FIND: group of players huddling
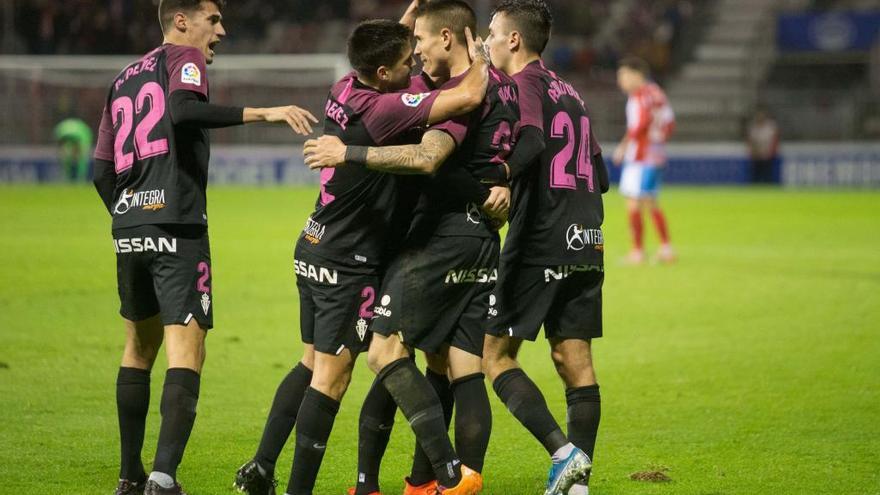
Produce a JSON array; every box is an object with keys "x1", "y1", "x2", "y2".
[{"x1": 93, "y1": 0, "x2": 673, "y2": 494}]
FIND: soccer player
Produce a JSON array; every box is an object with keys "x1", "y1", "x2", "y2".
[
  {"x1": 481, "y1": 1, "x2": 609, "y2": 494},
  {"x1": 92, "y1": 1, "x2": 318, "y2": 494},
  {"x1": 304, "y1": 2, "x2": 514, "y2": 494},
  {"x1": 613, "y1": 57, "x2": 676, "y2": 264},
  {"x1": 234, "y1": 16, "x2": 495, "y2": 495}
]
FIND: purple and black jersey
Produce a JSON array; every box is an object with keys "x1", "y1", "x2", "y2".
[
  {"x1": 408, "y1": 67, "x2": 519, "y2": 239},
  {"x1": 297, "y1": 73, "x2": 441, "y2": 272},
  {"x1": 505, "y1": 60, "x2": 605, "y2": 266},
  {"x1": 95, "y1": 44, "x2": 214, "y2": 229}
]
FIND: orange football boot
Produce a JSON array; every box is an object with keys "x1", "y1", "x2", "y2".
[
  {"x1": 436, "y1": 466, "x2": 482, "y2": 495},
  {"x1": 402, "y1": 478, "x2": 438, "y2": 495},
  {"x1": 347, "y1": 487, "x2": 382, "y2": 495}
]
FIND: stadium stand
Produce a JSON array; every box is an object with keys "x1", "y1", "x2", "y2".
[{"x1": 0, "y1": 0, "x2": 877, "y2": 145}]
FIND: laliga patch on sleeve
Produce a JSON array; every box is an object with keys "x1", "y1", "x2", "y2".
[
  {"x1": 181, "y1": 63, "x2": 202, "y2": 86},
  {"x1": 401, "y1": 92, "x2": 430, "y2": 108}
]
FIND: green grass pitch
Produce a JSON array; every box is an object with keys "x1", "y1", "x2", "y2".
[{"x1": 1, "y1": 186, "x2": 878, "y2": 494}]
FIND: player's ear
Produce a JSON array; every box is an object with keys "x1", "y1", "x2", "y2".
[
  {"x1": 440, "y1": 27, "x2": 453, "y2": 50},
  {"x1": 376, "y1": 65, "x2": 390, "y2": 83},
  {"x1": 173, "y1": 12, "x2": 188, "y2": 32},
  {"x1": 510, "y1": 31, "x2": 521, "y2": 52}
]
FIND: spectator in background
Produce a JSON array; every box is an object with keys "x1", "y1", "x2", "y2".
[
  {"x1": 54, "y1": 117, "x2": 93, "y2": 182},
  {"x1": 746, "y1": 108, "x2": 780, "y2": 184}
]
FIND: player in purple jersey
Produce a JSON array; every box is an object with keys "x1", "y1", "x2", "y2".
[
  {"x1": 92, "y1": 2, "x2": 318, "y2": 494},
  {"x1": 481, "y1": 1, "x2": 610, "y2": 494},
  {"x1": 305, "y1": 2, "x2": 514, "y2": 494},
  {"x1": 234, "y1": 15, "x2": 495, "y2": 495}
]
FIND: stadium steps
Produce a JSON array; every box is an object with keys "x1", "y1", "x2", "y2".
[{"x1": 665, "y1": 0, "x2": 783, "y2": 140}]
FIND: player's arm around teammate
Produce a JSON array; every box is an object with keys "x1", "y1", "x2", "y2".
[
  {"x1": 291, "y1": 24, "x2": 495, "y2": 404},
  {"x1": 304, "y1": 28, "x2": 510, "y2": 222},
  {"x1": 93, "y1": 2, "x2": 318, "y2": 494}
]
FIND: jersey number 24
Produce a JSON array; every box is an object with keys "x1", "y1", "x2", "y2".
[{"x1": 550, "y1": 112, "x2": 594, "y2": 192}]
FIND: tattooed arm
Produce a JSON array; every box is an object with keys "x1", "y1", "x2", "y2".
[
  {"x1": 304, "y1": 130, "x2": 456, "y2": 175},
  {"x1": 362, "y1": 130, "x2": 455, "y2": 174}
]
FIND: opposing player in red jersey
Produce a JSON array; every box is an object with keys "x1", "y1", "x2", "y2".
[{"x1": 613, "y1": 57, "x2": 676, "y2": 264}]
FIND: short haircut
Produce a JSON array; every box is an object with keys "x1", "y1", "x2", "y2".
[
  {"x1": 159, "y1": 0, "x2": 226, "y2": 33},
  {"x1": 416, "y1": 0, "x2": 477, "y2": 45},
  {"x1": 619, "y1": 56, "x2": 651, "y2": 76},
  {"x1": 492, "y1": 0, "x2": 553, "y2": 55},
  {"x1": 347, "y1": 20, "x2": 413, "y2": 76}
]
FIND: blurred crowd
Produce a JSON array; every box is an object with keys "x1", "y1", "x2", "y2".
[
  {"x1": 546, "y1": 0, "x2": 694, "y2": 78},
  {"x1": 5, "y1": 0, "x2": 695, "y2": 77}
]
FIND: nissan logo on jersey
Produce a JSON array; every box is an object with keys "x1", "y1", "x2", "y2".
[{"x1": 566, "y1": 224, "x2": 604, "y2": 251}]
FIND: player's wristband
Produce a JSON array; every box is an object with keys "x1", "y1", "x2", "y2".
[{"x1": 345, "y1": 146, "x2": 368, "y2": 166}]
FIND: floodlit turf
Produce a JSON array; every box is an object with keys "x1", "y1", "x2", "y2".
[{"x1": 1, "y1": 185, "x2": 878, "y2": 494}]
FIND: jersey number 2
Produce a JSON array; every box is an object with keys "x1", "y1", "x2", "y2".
[
  {"x1": 550, "y1": 113, "x2": 594, "y2": 192},
  {"x1": 111, "y1": 82, "x2": 169, "y2": 173}
]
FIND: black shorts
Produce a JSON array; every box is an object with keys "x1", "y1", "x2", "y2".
[
  {"x1": 295, "y1": 246, "x2": 379, "y2": 356},
  {"x1": 113, "y1": 224, "x2": 213, "y2": 329},
  {"x1": 487, "y1": 262, "x2": 603, "y2": 341},
  {"x1": 371, "y1": 235, "x2": 499, "y2": 357}
]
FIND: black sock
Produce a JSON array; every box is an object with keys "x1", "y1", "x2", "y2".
[
  {"x1": 409, "y1": 368, "x2": 454, "y2": 486},
  {"x1": 286, "y1": 387, "x2": 340, "y2": 495},
  {"x1": 355, "y1": 378, "x2": 398, "y2": 495},
  {"x1": 117, "y1": 367, "x2": 150, "y2": 481},
  {"x1": 254, "y1": 363, "x2": 313, "y2": 474},
  {"x1": 493, "y1": 368, "x2": 567, "y2": 455},
  {"x1": 452, "y1": 373, "x2": 491, "y2": 473},
  {"x1": 378, "y1": 358, "x2": 461, "y2": 487},
  {"x1": 153, "y1": 368, "x2": 200, "y2": 479},
  {"x1": 566, "y1": 385, "x2": 601, "y2": 460}
]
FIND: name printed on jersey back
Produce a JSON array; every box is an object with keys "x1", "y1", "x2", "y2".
[
  {"x1": 497, "y1": 84, "x2": 518, "y2": 106},
  {"x1": 114, "y1": 56, "x2": 158, "y2": 91},
  {"x1": 547, "y1": 79, "x2": 584, "y2": 107},
  {"x1": 325, "y1": 99, "x2": 350, "y2": 130}
]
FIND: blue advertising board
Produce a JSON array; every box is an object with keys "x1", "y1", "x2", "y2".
[
  {"x1": 2, "y1": 143, "x2": 879, "y2": 188},
  {"x1": 778, "y1": 11, "x2": 880, "y2": 53}
]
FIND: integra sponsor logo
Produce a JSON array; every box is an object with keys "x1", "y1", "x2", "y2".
[
  {"x1": 113, "y1": 189, "x2": 167, "y2": 215},
  {"x1": 294, "y1": 258, "x2": 338, "y2": 285},
  {"x1": 302, "y1": 217, "x2": 325, "y2": 245},
  {"x1": 445, "y1": 268, "x2": 498, "y2": 284},
  {"x1": 566, "y1": 224, "x2": 604, "y2": 252},
  {"x1": 466, "y1": 203, "x2": 483, "y2": 225},
  {"x1": 544, "y1": 264, "x2": 603, "y2": 282},
  {"x1": 114, "y1": 237, "x2": 177, "y2": 254}
]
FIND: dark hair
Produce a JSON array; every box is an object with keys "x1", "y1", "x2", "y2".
[
  {"x1": 416, "y1": 0, "x2": 477, "y2": 46},
  {"x1": 159, "y1": 0, "x2": 226, "y2": 33},
  {"x1": 492, "y1": 0, "x2": 553, "y2": 55},
  {"x1": 347, "y1": 20, "x2": 413, "y2": 76},
  {"x1": 619, "y1": 56, "x2": 650, "y2": 76}
]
